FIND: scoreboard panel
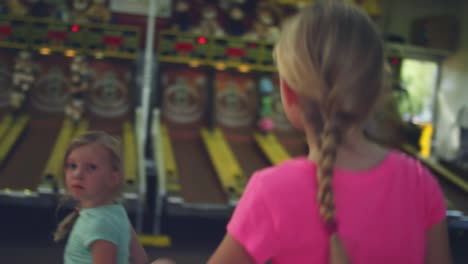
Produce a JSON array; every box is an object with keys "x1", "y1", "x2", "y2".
[
  {"x1": 0, "y1": 16, "x2": 30, "y2": 49},
  {"x1": 211, "y1": 38, "x2": 260, "y2": 66},
  {"x1": 159, "y1": 31, "x2": 211, "y2": 64},
  {"x1": 30, "y1": 20, "x2": 85, "y2": 52},
  {"x1": 259, "y1": 43, "x2": 275, "y2": 71},
  {"x1": 0, "y1": 15, "x2": 140, "y2": 60},
  {"x1": 86, "y1": 25, "x2": 140, "y2": 59},
  {"x1": 158, "y1": 30, "x2": 277, "y2": 72}
]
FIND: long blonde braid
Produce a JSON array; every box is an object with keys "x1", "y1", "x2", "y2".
[
  {"x1": 317, "y1": 118, "x2": 349, "y2": 264},
  {"x1": 53, "y1": 209, "x2": 79, "y2": 242},
  {"x1": 302, "y1": 97, "x2": 350, "y2": 263},
  {"x1": 317, "y1": 120, "x2": 340, "y2": 223}
]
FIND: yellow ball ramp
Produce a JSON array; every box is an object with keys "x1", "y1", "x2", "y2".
[
  {"x1": 0, "y1": 114, "x2": 30, "y2": 167},
  {"x1": 254, "y1": 132, "x2": 291, "y2": 165},
  {"x1": 201, "y1": 127, "x2": 246, "y2": 200},
  {"x1": 123, "y1": 121, "x2": 137, "y2": 185}
]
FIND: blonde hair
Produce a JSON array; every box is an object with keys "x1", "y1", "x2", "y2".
[
  {"x1": 54, "y1": 131, "x2": 123, "y2": 242},
  {"x1": 274, "y1": 0, "x2": 386, "y2": 263}
]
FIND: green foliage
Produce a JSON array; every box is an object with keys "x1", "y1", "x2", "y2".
[{"x1": 398, "y1": 59, "x2": 438, "y2": 122}]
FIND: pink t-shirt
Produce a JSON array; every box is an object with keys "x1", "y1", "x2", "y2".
[{"x1": 227, "y1": 151, "x2": 446, "y2": 264}]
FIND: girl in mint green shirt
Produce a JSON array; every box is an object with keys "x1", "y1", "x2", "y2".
[{"x1": 53, "y1": 131, "x2": 148, "y2": 264}]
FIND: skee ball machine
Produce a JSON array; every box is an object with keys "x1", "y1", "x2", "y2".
[
  {"x1": 0, "y1": 15, "x2": 72, "y2": 207},
  {"x1": 151, "y1": 30, "x2": 309, "y2": 242},
  {"x1": 37, "y1": 20, "x2": 146, "y2": 214},
  {"x1": 0, "y1": 13, "x2": 146, "y2": 220}
]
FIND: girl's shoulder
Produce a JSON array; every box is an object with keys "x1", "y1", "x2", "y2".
[
  {"x1": 384, "y1": 150, "x2": 432, "y2": 176},
  {"x1": 78, "y1": 204, "x2": 128, "y2": 225},
  {"x1": 76, "y1": 205, "x2": 130, "y2": 237},
  {"x1": 249, "y1": 157, "x2": 315, "y2": 191},
  {"x1": 375, "y1": 150, "x2": 441, "y2": 193},
  {"x1": 255, "y1": 156, "x2": 313, "y2": 177}
]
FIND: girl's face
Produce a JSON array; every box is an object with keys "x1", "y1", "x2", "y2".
[{"x1": 65, "y1": 143, "x2": 120, "y2": 208}]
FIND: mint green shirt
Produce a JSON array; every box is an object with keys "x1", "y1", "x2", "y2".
[{"x1": 64, "y1": 204, "x2": 131, "y2": 264}]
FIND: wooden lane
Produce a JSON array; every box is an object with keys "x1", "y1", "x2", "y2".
[
  {"x1": 0, "y1": 113, "x2": 62, "y2": 191},
  {"x1": 169, "y1": 128, "x2": 226, "y2": 205}
]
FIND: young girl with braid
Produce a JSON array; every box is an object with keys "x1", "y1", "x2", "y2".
[
  {"x1": 54, "y1": 131, "x2": 148, "y2": 264},
  {"x1": 208, "y1": 1, "x2": 452, "y2": 263}
]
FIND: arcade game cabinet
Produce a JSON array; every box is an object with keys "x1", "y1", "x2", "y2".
[{"x1": 0, "y1": 3, "x2": 144, "y2": 215}]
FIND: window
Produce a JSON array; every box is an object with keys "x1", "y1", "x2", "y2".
[{"x1": 398, "y1": 59, "x2": 438, "y2": 124}]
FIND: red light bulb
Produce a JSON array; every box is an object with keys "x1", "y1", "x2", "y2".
[
  {"x1": 197, "y1": 37, "x2": 207, "y2": 45},
  {"x1": 71, "y1": 25, "x2": 80, "y2": 32}
]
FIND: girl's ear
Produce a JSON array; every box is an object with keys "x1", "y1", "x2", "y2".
[
  {"x1": 280, "y1": 79, "x2": 298, "y2": 106},
  {"x1": 280, "y1": 79, "x2": 304, "y2": 130}
]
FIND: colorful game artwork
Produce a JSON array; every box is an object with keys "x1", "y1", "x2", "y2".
[
  {"x1": 214, "y1": 72, "x2": 257, "y2": 129},
  {"x1": 87, "y1": 60, "x2": 130, "y2": 118},
  {"x1": 29, "y1": 55, "x2": 68, "y2": 113},
  {"x1": 10, "y1": 50, "x2": 37, "y2": 112},
  {"x1": 64, "y1": 55, "x2": 92, "y2": 123},
  {"x1": 161, "y1": 68, "x2": 207, "y2": 125},
  {"x1": 269, "y1": 76, "x2": 294, "y2": 132}
]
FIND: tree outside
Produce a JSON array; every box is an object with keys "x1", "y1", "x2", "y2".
[{"x1": 399, "y1": 59, "x2": 438, "y2": 124}]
